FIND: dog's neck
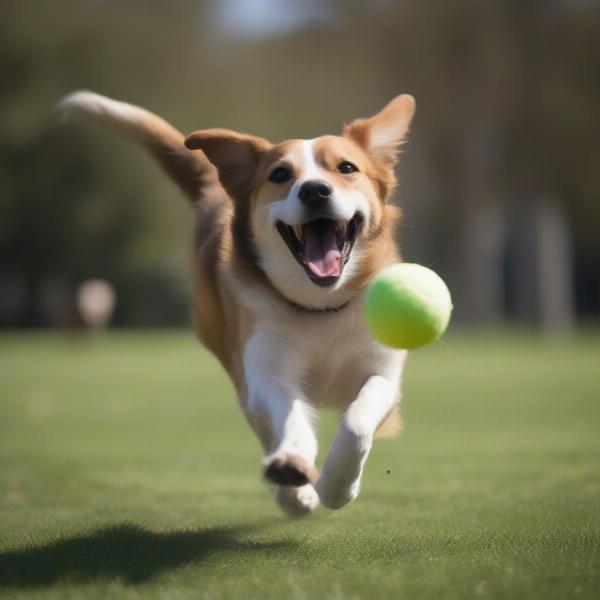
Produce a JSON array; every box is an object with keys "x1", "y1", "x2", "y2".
[{"x1": 285, "y1": 298, "x2": 352, "y2": 314}]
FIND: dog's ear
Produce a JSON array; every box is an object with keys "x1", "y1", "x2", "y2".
[
  {"x1": 185, "y1": 128, "x2": 272, "y2": 200},
  {"x1": 343, "y1": 94, "x2": 415, "y2": 167}
]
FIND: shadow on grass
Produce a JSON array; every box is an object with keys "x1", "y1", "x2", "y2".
[{"x1": 0, "y1": 522, "x2": 294, "y2": 588}]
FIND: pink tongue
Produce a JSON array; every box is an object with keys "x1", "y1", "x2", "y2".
[{"x1": 304, "y1": 226, "x2": 341, "y2": 278}]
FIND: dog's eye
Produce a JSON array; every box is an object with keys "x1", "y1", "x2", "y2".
[
  {"x1": 269, "y1": 167, "x2": 292, "y2": 184},
  {"x1": 338, "y1": 161, "x2": 359, "y2": 175}
]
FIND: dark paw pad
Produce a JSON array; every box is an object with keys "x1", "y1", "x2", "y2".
[{"x1": 263, "y1": 454, "x2": 319, "y2": 487}]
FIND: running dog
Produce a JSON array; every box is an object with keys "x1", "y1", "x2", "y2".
[{"x1": 61, "y1": 91, "x2": 415, "y2": 515}]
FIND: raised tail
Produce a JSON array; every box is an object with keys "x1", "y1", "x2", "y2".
[{"x1": 59, "y1": 91, "x2": 219, "y2": 202}]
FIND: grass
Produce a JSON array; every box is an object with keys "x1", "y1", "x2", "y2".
[{"x1": 0, "y1": 330, "x2": 599, "y2": 599}]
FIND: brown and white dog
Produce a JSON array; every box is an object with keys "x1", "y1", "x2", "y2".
[{"x1": 61, "y1": 91, "x2": 415, "y2": 515}]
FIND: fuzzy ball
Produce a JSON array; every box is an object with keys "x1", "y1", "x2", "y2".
[{"x1": 364, "y1": 263, "x2": 453, "y2": 349}]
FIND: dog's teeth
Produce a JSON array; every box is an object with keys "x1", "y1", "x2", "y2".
[{"x1": 294, "y1": 225, "x2": 303, "y2": 242}]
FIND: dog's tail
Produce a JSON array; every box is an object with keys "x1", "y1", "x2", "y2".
[{"x1": 59, "y1": 91, "x2": 220, "y2": 203}]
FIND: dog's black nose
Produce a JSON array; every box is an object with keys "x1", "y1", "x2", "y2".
[{"x1": 298, "y1": 180, "x2": 333, "y2": 208}]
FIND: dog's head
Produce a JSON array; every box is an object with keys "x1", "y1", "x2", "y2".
[{"x1": 185, "y1": 94, "x2": 415, "y2": 309}]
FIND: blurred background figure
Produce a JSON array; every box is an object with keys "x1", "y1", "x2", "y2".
[
  {"x1": 0, "y1": 0, "x2": 598, "y2": 332},
  {"x1": 76, "y1": 279, "x2": 116, "y2": 329}
]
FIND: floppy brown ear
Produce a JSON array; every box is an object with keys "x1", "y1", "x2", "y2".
[
  {"x1": 185, "y1": 128, "x2": 272, "y2": 199},
  {"x1": 343, "y1": 94, "x2": 415, "y2": 167}
]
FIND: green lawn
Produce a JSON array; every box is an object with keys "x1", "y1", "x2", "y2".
[{"x1": 1, "y1": 331, "x2": 599, "y2": 599}]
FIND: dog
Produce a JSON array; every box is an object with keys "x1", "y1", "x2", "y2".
[{"x1": 61, "y1": 91, "x2": 415, "y2": 515}]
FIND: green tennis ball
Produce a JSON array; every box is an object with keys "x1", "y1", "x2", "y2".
[{"x1": 364, "y1": 263, "x2": 453, "y2": 349}]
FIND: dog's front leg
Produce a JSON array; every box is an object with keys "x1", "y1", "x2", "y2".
[
  {"x1": 244, "y1": 328, "x2": 319, "y2": 489},
  {"x1": 316, "y1": 373, "x2": 400, "y2": 509}
]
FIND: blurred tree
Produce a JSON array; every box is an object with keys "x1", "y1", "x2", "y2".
[
  {"x1": 1, "y1": 0, "x2": 599, "y2": 328},
  {"x1": 0, "y1": 1, "x2": 197, "y2": 326}
]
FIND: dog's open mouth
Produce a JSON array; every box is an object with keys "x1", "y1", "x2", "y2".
[{"x1": 276, "y1": 213, "x2": 364, "y2": 286}]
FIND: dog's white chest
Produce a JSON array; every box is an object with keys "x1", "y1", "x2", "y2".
[{"x1": 247, "y1": 299, "x2": 403, "y2": 409}]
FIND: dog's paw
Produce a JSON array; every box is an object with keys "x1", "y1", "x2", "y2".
[
  {"x1": 315, "y1": 476, "x2": 360, "y2": 510},
  {"x1": 263, "y1": 451, "x2": 319, "y2": 487},
  {"x1": 276, "y1": 484, "x2": 319, "y2": 517}
]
